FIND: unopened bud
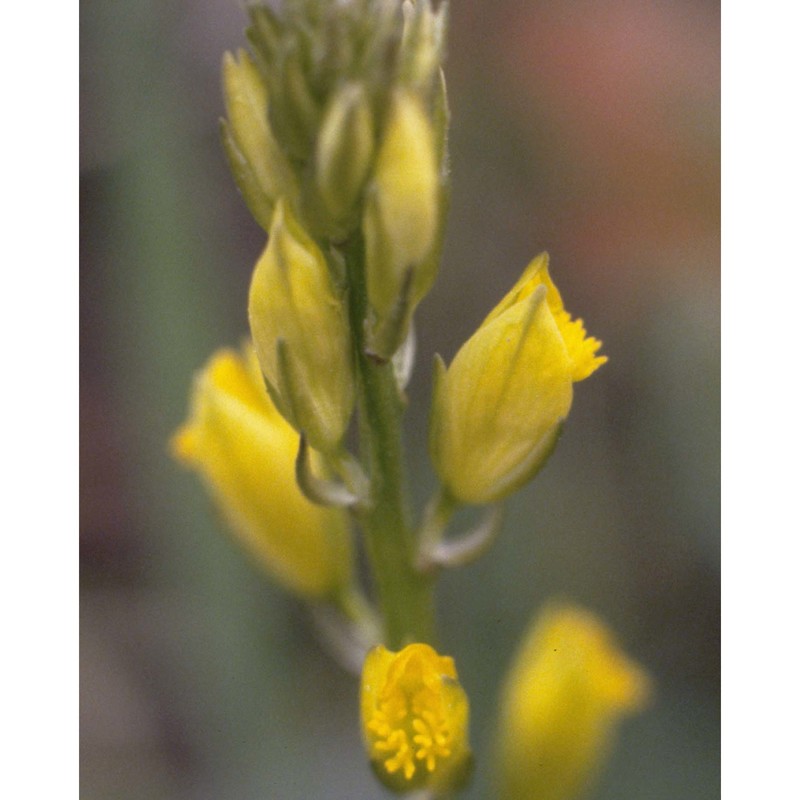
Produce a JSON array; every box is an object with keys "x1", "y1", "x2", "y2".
[
  {"x1": 315, "y1": 83, "x2": 375, "y2": 227},
  {"x1": 364, "y1": 89, "x2": 441, "y2": 357},
  {"x1": 248, "y1": 199, "x2": 355, "y2": 452},
  {"x1": 400, "y1": 0, "x2": 448, "y2": 91},
  {"x1": 269, "y1": 47, "x2": 322, "y2": 162},
  {"x1": 221, "y1": 49, "x2": 296, "y2": 230}
]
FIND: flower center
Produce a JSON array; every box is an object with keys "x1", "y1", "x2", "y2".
[{"x1": 367, "y1": 684, "x2": 452, "y2": 781}]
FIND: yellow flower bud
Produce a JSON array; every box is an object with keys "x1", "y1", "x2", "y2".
[
  {"x1": 248, "y1": 198, "x2": 355, "y2": 453},
  {"x1": 361, "y1": 643, "x2": 472, "y2": 794},
  {"x1": 171, "y1": 344, "x2": 353, "y2": 599},
  {"x1": 315, "y1": 82, "x2": 375, "y2": 227},
  {"x1": 429, "y1": 253, "x2": 607, "y2": 504},
  {"x1": 496, "y1": 603, "x2": 651, "y2": 800},
  {"x1": 221, "y1": 49, "x2": 297, "y2": 230},
  {"x1": 364, "y1": 89, "x2": 440, "y2": 356}
]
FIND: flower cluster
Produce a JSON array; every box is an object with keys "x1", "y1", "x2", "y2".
[
  {"x1": 223, "y1": 0, "x2": 448, "y2": 361},
  {"x1": 172, "y1": 1, "x2": 647, "y2": 796}
]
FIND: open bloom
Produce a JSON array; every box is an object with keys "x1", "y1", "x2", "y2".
[
  {"x1": 496, "y1": 603, "x2": 651, "y2": 800},
  {"x1": 361, "y1": 643, "x2": 471, "y2": 793},
  {"x1": 429, "y1": 252, "x2": 607, "y2": 504},
  {"x1": 171, "y1": 343, "x2": 352, "y2": 599}
]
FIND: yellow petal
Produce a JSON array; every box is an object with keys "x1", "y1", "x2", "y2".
[
  {"x1": 483, "y1": 253, "x2": 607, "y2": 381},
  {"x1": 171, "y1": 343, "x2": 353, "y2": 598}
]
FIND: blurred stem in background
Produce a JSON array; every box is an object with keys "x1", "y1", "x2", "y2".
[
  {"x1": 84, "y1": 1, "x2": 237, "y2": 579},
  {"x1": 82, "y1": 2, "x2": 286, "y2": 782}
]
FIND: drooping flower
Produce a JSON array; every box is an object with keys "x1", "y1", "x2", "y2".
[
  {"x1": 429, "y1": 252, "x2": 606, "y2": 504},
  {"x1": 171, "y1": 343, "x2": 353, "y2": 599},
  {"x1": 361, "y1": 643, "x2": 472, "y2": 793},
  {"x1": 495, "y1": 602, "x2": 651, "y2": 800}
]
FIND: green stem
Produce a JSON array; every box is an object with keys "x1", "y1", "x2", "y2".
[{"x1": 343, "y1": 232, "x2": 435, "y2": 648}]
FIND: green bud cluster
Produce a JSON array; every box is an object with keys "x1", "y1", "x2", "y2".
[
  {"x1": 224, "y1": 0, "x2": 450, "y2": 457},
  {"x1": 226, "y1": 0, "x2": 448, "y2": 246}
]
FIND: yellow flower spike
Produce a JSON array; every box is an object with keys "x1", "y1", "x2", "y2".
[
  {"x1": 248, "y1": 198, "x2": 356, "y2": 453},
  {"x1": 221, "y1": 49, "x2": 297, "y2": 230},
  {"x1": 495, "y1": 603, "x2": 651, "y2": 800},
  {"x1": 429, "y1": 253, "x2": 606, "y2": 505},
  {"x1": 171, "y1": 343, "x2": 353, "y2": 599},
  {"x1": 361, "y1": 643, "x2": 472, "y2": 794}
]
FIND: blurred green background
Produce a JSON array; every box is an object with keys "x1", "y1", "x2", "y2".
[{"x1": 80, "y1": 1, "x2": 719, "y2": 797}]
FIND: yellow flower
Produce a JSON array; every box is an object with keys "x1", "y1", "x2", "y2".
[
  {"x1": 248, "y1": 198, "x2": 355, "y2": 453},
  {"x1": 495, "y1": 603, "x2": 651, "y2": 800},
  {"x1": 429, "y1": 252, "x2": 607, "y2": 504},
  {"x1": 171, "y1": 343, "x2": 353, "y2": 599},
  {"x1": 361, "y1": 643, "x2": 472, "y2": 794}
]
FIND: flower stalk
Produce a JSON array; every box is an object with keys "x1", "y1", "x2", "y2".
[{"x1": 344, "y1": 230, "x2": 435, "y2": 648}]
